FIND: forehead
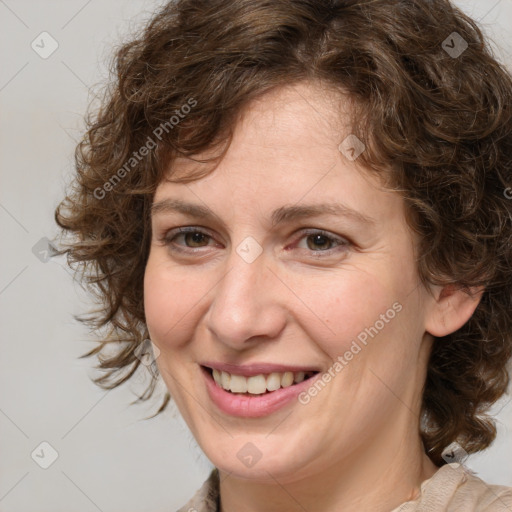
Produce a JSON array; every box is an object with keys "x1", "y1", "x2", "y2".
[
  {"x1": 153, "y1": 81, "x2": 403, "y2": 229},
  {"x1": 163, "y1": 81, "x2": 353, "y2": 174},
  {"x1": 240, "y1": 81, "x2": 358, "y2": 164}
]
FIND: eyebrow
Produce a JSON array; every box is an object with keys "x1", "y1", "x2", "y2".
[{"x1": 150, "y1": 198, "x2": 375, "y2": 227}]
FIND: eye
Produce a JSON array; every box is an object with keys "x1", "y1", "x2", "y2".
[
  {"x1": 162, "y1": 227, "x2": 215, "y2": 251},
  {"x1": 293, "y1": 229, "x2": 349, "y2": 254},
  {"x1": 160, "y1": 226, "x2": 350, "y2": 257}
]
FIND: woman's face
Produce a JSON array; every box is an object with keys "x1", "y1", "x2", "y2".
[{"x1": 144, "y1": 81, "x2": 436, "y2": 483}]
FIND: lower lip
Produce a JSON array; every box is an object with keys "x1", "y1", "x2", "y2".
[{"x1": 201, "y1": 366, "x2": 321, "y2": 418}]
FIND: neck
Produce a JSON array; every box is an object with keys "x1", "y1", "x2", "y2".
[{"x1": 218, "y1": 416, "x2": 439, "y2": 512}]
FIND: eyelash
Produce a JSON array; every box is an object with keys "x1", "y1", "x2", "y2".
[{"x1": 160, "y1": 226, "x2": 350, "y2": 256}]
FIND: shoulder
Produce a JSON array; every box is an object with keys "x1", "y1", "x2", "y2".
[
  {"x1": 458, "y1": 467, "x2": 512, "y2": 512},
  {"x1": 394, "y1": 463, "x2": 512, "y2": 512},
  {"x1": 176, "y1": 468, "x2": 219, "y2": 512}
]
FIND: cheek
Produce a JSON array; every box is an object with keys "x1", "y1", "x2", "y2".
[
  {"x1": 143, "y1": 259, "x2": 202, "y2": 348},
  {"x1": 289, "y1": 267, "x2": 397, "y2": 359}
]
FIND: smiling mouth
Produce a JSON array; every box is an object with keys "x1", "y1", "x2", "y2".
[{"x1": 202, "y1": 366, "x2": 320, "y2": 395}]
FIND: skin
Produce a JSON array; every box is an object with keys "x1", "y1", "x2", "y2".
[{"x1": 144, "y1": 81, "x2": 482, "y2": 512}]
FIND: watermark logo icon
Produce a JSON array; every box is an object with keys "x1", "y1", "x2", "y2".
[
  {"x1": 339, "y1": 135, "x2": 365, "y2": 161},
  {"x1": 441, "y1": 441, "x2": 469, "y2": 465},
  {"x1": 31, "y1": 32, "x2": 59, "y2": 59},
  {"x1": 236, "y1": 236, "x2": 263, "y2": 264},
  {"x1": 236, "y1": 442, "x2": 263, "y2": 468},
  {"x1": 442, "y1": 32, "x2": 468, "y2": 58},
  {"x1": 134, "y1": 339, "x2": 160, "y2": 367},
  {"x1": 31, "y1": 441, "x2": 59, "y2": 469},
  {"x1": 134, "y1": 339, "x2": 161, "y2": 379},
  {"x1": 32, "y1": 237, "x2": 58, "y2": 263}
]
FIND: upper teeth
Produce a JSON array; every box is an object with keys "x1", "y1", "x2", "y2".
[{"x1": 211, "y1": 369, "x2": 312, "y2": 394}]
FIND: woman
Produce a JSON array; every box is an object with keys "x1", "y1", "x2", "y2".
[{"x1": 55, "y1": 0, "x2": 512, "y2": 510}]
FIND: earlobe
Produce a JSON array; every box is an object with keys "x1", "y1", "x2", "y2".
[{"x1": 425, "y1": 284, "x2": 484, "y2": 338}]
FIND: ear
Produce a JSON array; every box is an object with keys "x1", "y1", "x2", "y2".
[{"x1": 425, "y1": 284, "x2": 484, "y2": 337}]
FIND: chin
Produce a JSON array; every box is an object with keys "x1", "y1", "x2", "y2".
[{"x1": 198, "y1": 433, "x2": 321, "y2": 484}]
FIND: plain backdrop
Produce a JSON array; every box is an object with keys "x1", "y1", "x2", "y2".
[{"x1": 1, "y1": 1, "x2": 511, "y2": 511}]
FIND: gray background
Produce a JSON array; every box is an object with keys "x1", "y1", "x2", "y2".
[{"x1": 0, "y1": 1, "x2": 511, "y2": 510}]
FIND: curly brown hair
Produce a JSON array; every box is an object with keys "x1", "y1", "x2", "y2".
[{"x1": 55, "y1": 0, "x2": 512, "y2": 466}]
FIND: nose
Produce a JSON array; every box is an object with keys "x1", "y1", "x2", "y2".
[{"x1": 204, "y1": 243, "x2": 287, "y2": 350}]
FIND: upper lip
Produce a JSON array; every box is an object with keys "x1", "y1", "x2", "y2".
[{"x1": 200, "y1": 362, "x2": 321, "y2": 377}]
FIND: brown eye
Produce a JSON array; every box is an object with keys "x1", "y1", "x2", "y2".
[
  {"x1": 306, "y1": 233, "x2": 334, "y2": 251},
  {"x1": 181, "y1": 231, "x2": 210, "y2": 247},
  {"x1": 163, "y1": 228, "x2": 214, "y2": 250},
  {"x1": 295, "y1": 229, "x2": 349, "y2": 254}
]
